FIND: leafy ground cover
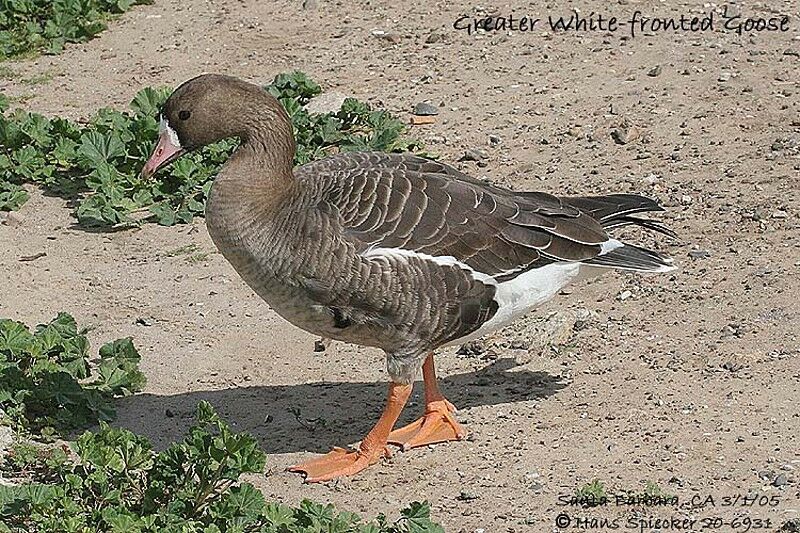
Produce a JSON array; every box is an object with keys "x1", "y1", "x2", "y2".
[
  {"x1": 0, "y1": 314, "x2": 442, "y2": 532},
  {"x1": 0, "y1": 312, "x2": 146, "y2": 436},
  {"x1": 0, "y1": 402, "x2": 441, "y2": 533},
  {"x1": 0, "y1": 0, "x2": 152, "y2": 60},
  {"x1": 0, "y1": 72, "x2": 422, "y2": 227}
]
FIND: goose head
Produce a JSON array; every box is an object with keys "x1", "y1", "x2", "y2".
[{"x1": 142, "y1": 74, "x2": 294, "y2": 178}]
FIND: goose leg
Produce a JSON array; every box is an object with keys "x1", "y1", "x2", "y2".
[
  {"x1": 287, "y1": 382, "x2": 412, "y2": 483},
  {"x1": 388, "y1": 353, "x2": 467, "y2": 450}
]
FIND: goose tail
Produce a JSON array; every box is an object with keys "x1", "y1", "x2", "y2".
[{"x1": 567, "y1": 194, "x2": 676, "y2": 273}]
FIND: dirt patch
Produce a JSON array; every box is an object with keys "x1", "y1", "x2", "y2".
[{"x1": 1, "y1": 0, "x2": 798, "y2": 530}]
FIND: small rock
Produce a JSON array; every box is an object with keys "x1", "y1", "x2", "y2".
[
  {"x1": 457, "y1": 490, "x2": 479, "y2": 501},
  {"x1": 2, "y1": 211, "x2": 23, "y2": 227},
  {"x1": 0, "y1": 425, "x2": 13, "y2": 455},
  {"x1": 647, "y1": 65, "x2": 662, "y2": 77},
  {"x1": 718, "y1": 72, "x2": 732, "y2": 82},
  {"x1": 721, "y1": 360, "x2": 742, "y2": 372},
  {"x1": 302, "y1": 0, "x2": 317, "y2": 9},
  {"x1": 304, "y1": 92, "x2": 349, "y2": 115},
  {"x1": 314, "y1": 339, "x2": 327, "y2": 352},
  {"x1": 611, "y1": 122, "x2": 639, "y2": 145},
  {"x1": 618, "y1": 290, "x2": 633, "y2": 301},
  {"x1": 373, "y1": 31, "x2": 401, "y2": 44},
  {"x1": 773, "y1": 473, "x2": 788, "y2": 487},
  {"x1": 688, "y1": 250, "x2": 711, "y2": 259},
  {"x1": 410, "y1": 115, "x2": 436, "y2": 125},
  {"x1": 458, "y1": 339, "x2": 487, "y2": 356},
  {"x1": 165, "y1": 408, "x2": 176, "y2": 418},
  {"x1": 771, "y1": 138, "x2": 797, "y2": 151},
  {"x1": 758, "y1": 470, "x2": 773, "y2": 481},
  {"x1": 781, "y1": 518, "x2": 800, "y2": 532},
  {"x1": 461, "y1": 149, "x2": 488, "y2": 162},
  {"x1": 772, "y1": 210, "x2": 788, "y2": 219},
  {"x1": 425, "y1": 33, "x2": 442, "y2": 44},
  {"x1": 136, "y1": 317, "x2": 153, "y2": 326},
  {"x1": 510, "y1": 339, "x2": 529, "y2": 350},
  {"x1": 489, "y1": 134, "x2": 502, "y2": 145},
  {"x1": 680, "y1": 195, "x2": 693, "y2": 205},
  {"x1": 413, "y1": 102, "x2": 439, "y2": 116},
  {"x1": 516, "y1": 311, "x2": 577, "y2": 363},
  {"x1": 574, "y1": 308, "x2": 593, "y2": 330}
]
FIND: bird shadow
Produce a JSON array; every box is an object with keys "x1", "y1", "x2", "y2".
[{"x1": 114, "y1": 358, "x2": 567, "y2": 454}]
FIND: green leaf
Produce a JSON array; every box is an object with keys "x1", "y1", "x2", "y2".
[
  {"x1": 130, "y1": 86, "x2": 171, "y2": 118},
  {"x1": 0, "y1": 319, "x2": 34, "y2": 359},
  {"x1": 78, "y1": 131, "x2": 126, "y2": 167}
]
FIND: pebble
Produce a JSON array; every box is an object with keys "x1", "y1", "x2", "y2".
[
  {"x1": 425, "y1": 33, "x2": 442, "y2": 44},
  {"x1": 2, "y1": 211, "x2": 23, "y2": 227},
  {"x1": 302, "y1": 0, "x2": 318, "y2": 9},
  {"x1": 772, "y1": 473, "x2": 788, "y2": 487},
  {"x1": 374, "y1": 31, "x2": 401, "y2": 44},
  {"x1": 647, "y1": 65, "x2": 662, "y2": 77},
  {"x1": 304, "y1": 91, "x2": 349, "y2": 115},
  {"x1": 413, "y1": 102, "x2": 439, "y2": 116},
  {"x1": 457, "y1": 339, "x2": 487, "y2": 356},
  {"x1": 165, "y1": 408, "x2": 175, "y2": 418},
  {"x1": 457, "y1": 490, "x2": 480, "y2": 501},
  {"x1": 781, "y1": 519, "x2": 800, "y2": 532},
  {"x1": 718, "y1": 72, "x2": 732, "y2": 82},
  {"x1": 0, "y1": 425, "x2": 12, "y2": 456},
  {"x1": 489, "y1": 134, "x2": 502, "y2": 145},
  {"x1": 410, "y1": 115, "x2": 436, "y2": 125},
  {"x1": 688, "y1": 250, "x2": 711, "y2": 259},
  {"x1": 461, "y1": 148, "x2": 488, "y2": 162},
  {"x1": 611, "y1": 123, "x2": 639, "y2": 145},
  {"x1": 618, "y1": 290, "x2": 633, "y2": 301}
]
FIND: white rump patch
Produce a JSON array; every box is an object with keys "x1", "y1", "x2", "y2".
[{"x1": 159, "y1": 116, "x2": 182, "y2": 148}]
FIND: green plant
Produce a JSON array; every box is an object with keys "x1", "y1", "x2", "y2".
[
  {"x1": 0, "y1": 402, "x2": 442, "y2": 533},
  {"x1": 0, "y1": 0, "x2": 152, "y2": 60},
  {"x1": 574, "y1": 479, "x2": 607, "y2": 507},
  {"x1": 0, "y1": 71, "x2": 423, "y2": 228},
  {"x1": 0, "y1": 312, "x2": 146, "y2": 435}
]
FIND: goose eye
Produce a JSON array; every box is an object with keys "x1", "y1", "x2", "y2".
[{"x1": 178, "y1": 110, "x2": 191, "y2": 121}]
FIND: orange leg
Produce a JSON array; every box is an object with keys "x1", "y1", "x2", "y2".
[
  {"x1": 287, "y1": 382, "x2": 412, "y2": 483},
  {"x1": 388, "y1": 353, "x2": 466, "y2": 450}
]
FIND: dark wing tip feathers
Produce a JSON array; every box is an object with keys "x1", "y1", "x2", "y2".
[{"x1": 585, "y1": 243, "x2": 675, "y2": 273}]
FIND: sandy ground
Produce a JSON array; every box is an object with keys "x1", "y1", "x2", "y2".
[{"x1": 1, "y1": 0, "x2": 799, "y2": 530}]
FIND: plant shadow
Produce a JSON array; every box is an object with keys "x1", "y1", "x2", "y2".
[{"x1": 114, "y1": 358, "x2": 567, "y2": 454}]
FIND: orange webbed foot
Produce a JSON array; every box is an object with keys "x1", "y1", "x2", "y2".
[
  {"x1": 287, "y1": 445, "x2": 390, "y2": 483},
  {"x1": 388, "y1": 399, "x2": 467, "y2": 451}
]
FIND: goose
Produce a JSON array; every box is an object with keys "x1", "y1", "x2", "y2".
[{"x1": 142, "y1": 74, "x2": 675, "y2": 483}]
